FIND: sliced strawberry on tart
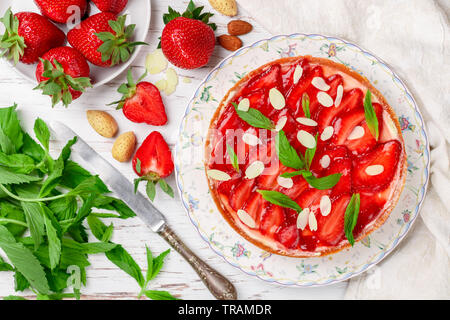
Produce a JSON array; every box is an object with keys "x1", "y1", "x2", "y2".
[{"x1": 205, "y1": 56, "x2": 406, "y2": 257}]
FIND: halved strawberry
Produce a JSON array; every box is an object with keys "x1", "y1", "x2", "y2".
[
  {"x1": 310, "y1": 145, "x2": 349, "y2": 175},
  {"x1": 317, "y1": 194, "x2": 351, "y2": 245},
  {"x1": 241, "y1": 64, "x2": 283, "y2": 96},
  {"x1": 276, "y1": 224, "x2": 299, "y2": 249},
  {"x1": 132, "y1": 131, "x2": 174, "y2": 200},
  {"x1": 111, "y1": 70, "x2": 168, "y2": 125},
  {"x1": 260, "y1": 204, "x2": 285, "y2": 236},
  {"x1": 242, "y1": 192, "x2": 263, "y2": 227},
  {"x1": 295, "y1": 188, "x2": 329, "y2": 213},
  {"x1": 281, "y1": 58, "x2": 308, "y2": 92},
  {"x1": 323, "y1": 157, "x2": 352, "y2": 197},
  {"x1": 286, "y1": 66, "x2": 322, "y2": 117},
  {"x1": 230, "y1": 179, "x2": 255, "y2": 210},
  {"x1": 316, "y1": 88, "x2": 363, "y2": 131},
  {"x1": 352, "y1": 140, "x2": 402, "y2": 191}
]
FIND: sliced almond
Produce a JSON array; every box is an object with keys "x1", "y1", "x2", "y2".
[
  {"x1": 297, "y1": 208, "x2": 309, "y2": 230},
  {"x1": 237, "y1": 98, "x2": 250, "y2": 111},
  {"x1": 237, "y1": 209, "x2": 256, "y2": 229},
  {"x1": 321, "y1": 126, "x2": 334, "y2": 141},
  {"x1": 320, "y1": 195, "x2": 331, "y2": 216},
  {"x1": 155, "y1": 79, "x2": 167, "y2": 91},
  {"x1": 365, "y1": 164, "x2": 384, "y2": 176},
  {"x1": 308, "y1": 211, "x2": 318, "y2": 231},
  {"x1": 335, "y1": 85, "x2": 343, "y2": 107},
  {"x1": 207, "y1": 169, "x2": 232, "y2": 181},
  {"x1": 296, "y1": 117, "x2": 318, "y2": 126},
  {"x1": 269, "y1": 88, "x2": 285, "y2": 110},
  {"x1": 347, "y1": 125, "x2": 365, "y2": 140},
  {"x1": 311, "y1": 77, "x2": 330, "y2": 91},
  {"x1": 145, "y1": 49, "x2": 168, "y2": 75},
  {"x1": 164, "y1": 68, "x2": 179, "y2": 95},
  {"x1": 317, "y1": 91, "x2": 334, "y2": 107},
  {"x1": 245, "y1": 161, "x2": 265, "y2": 179},
  {"x1": 320, "y1": 155, "x2": 331, "y2": 169},
  {"x1": 275, "y1": 116, "x2": 287, "y2": 131},
  {"x1": 293, "y1": 65, "x2": 303, "y2": 84},
  {"x1": 242, "y1": 132, "x2": 261, "y2": 146},
  {"x1": 277, "y1": 176, "x2": 293, "y2": 189},
  {"x1": 297, "y1": 130, "x2": 316, "y2": 149}
]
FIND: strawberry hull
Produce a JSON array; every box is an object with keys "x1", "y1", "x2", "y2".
[{"x1": 205, "y1": 56, "x2": 407, "y2": 257}]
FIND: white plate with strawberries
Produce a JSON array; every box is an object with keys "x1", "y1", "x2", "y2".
[
  {"x1": 175, "y1": 34, "x2": 430, "y2": 286},
  {"x1": 0, "y1": 0, "x2": 150, "y2": 89}
]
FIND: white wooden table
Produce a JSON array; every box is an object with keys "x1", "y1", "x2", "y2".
[{"x1": 0, "y1": 0, "x2": 347, "y2": 299}]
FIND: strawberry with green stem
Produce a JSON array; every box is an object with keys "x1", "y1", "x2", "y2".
[
  {"x1": 0, "y1": 8, "x2": 65, "y2": 65},
  {"x1": 110, "y1": 69, "x2": 168, "y2": 125},
  {"x1": 67, "y1": 12, "x2": 147, "y2": 67},
  {"x1": 133, "y1": 131, "x2": 174, "y2": 201},
  {"x1": 160, "y1": 0, "x2": 216, "y2": 69},
  {"x1": 35, "y1": 46, "x2": 92, "y2": 107}
]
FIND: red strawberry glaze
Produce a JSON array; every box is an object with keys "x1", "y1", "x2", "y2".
[{"x1": 206, "y1": 56, "x2": 407, "y2": 257}]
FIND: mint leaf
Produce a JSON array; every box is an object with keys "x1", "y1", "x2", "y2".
[
  {"x1": 0, "y1": 255, "x2": 13, "y2": 271},
  {"x1": 148, "y1": 249, "x2": 170, "y2": 282},
  {"x1": 0, "y1": 225, "x2": 50, "y2": 294},
  {"x1": 14, "y1": 271, "x2": 30, "y2": 292},
  {"x1": 363, "y1": 90, "x2": 379, "y2": 141},
  {"x1": 144, "y1": 290, "x2": 179, "y2": 300},
  {"x1": 233, "y1": 102, "x2": 274, "y2": 129},
  {"x1": 20, "y1": 201, "x2": 45, "y2": 250},
  {"x1": 280, "y1": 170, "x2": 308, "y2": 178},
  {"x1": 226, "y1": 143, "x2": 239, "y2": 173},
  {"x1": 275, "y1": 130, "x2": 305, "y2": 170},
  {"x1": 344, "y1": 193, "x2": 360, "y2": 246},
  {"x1": 33, "y1": 118, "x2": 50, "y2": 151},
  {"x1": 0, "y1": 151, "x2": 35, "y2": 174},
  {"x1": 105, "y1": 245, "x2": 145, "y2": 288},
  {"x1": 43, "y1": 213, "x2": 61, "y2": 270},
  {"x1": 302, "y1": 173, "x2": 342, "y2": 190},
  {"x1": 145, "y1": 245, "x2": 153, "y2": 282},
  {"x1": 0, "y1": 166, "x2": 41, "y2": 185},
  {"x1": 0, "y1": 105, "x2": 24, "y2": 153},
  {"x1": 257, "y1": 189, "x2": 302, "y2": 213}
]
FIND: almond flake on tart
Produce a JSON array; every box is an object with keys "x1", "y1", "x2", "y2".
[{"x1": 205, "y1": 56, "x2": 406, "y2": 257}]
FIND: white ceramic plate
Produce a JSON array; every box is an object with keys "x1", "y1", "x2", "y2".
[
  {"x1": 0, "y1": 0, "x2": 150, "y2": 87},
  {"x1": 175, "y1": 34, "x2": 430, "y2": 287}
]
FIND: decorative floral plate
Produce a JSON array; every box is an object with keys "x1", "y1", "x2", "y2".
[{"x1": 175, "y1": 34, "x2": 430, "y2": 287}]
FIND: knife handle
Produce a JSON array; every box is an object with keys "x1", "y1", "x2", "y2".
[{"x1": 158, "y1": 224, "x2": 237, "y2": 300}]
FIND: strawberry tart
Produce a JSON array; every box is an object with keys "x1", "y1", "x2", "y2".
[{"x1": 205, "y1": 56, "x2": 407, "y2": 257}]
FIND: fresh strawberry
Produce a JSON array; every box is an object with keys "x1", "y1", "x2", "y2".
[
  {"x1": 35, "y1": 46, "x2": 91, "y2": 107},
  {"x1": 111, "y1": 70, "x2": 168, "y2": 125},
  {"x1": 317, "y1": 194, "x2": 351, "y2": 245},
  {"x1": 324, "y1": 157, "x2": 352, "y2": 197},
  {"x1": 242, "y1": 193, "x2": 263, "y2": 226},
  {"x1": 0, "y1": 9, "x2": 65, "y2": 65},
  {"x1": 260, "y1": 204, "x2": 285, "y2": 236},
  {"x1": 92, "y1": 0, "x2": 128, "y2": 15},
  {"x1": 68, "y1": 13, "x2": 147, "y2": 67},
  {"x1": 352, "y1": 140, "x2": 402, "y2": 192},
  {"x1": 132, "y1": 131, "x2": 174, "y2": 200},
  {"x1": 160, "y1": 1, "x2": 216, "y2": 69},
  {"x1": 353, "y1": 188, "x2": 391, "y2": 235},
  {"x1": 35, "y1": 0, "x2": 87, "y2": 24}
]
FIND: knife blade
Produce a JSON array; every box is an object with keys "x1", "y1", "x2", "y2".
[{"x1": 50, "y1": 121, "x2": 237, "y2": 300}]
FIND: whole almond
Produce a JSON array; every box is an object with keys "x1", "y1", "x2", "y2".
[
  {"x1": 228, "y1": 20, "x2": 253, "y2": 36},
  {"x1": 218, "y1": 35, "x2": 242, "y2": 51},
  {"x1": 86, "y1": 110, "x2": 118, "y2": 138},
  {"x1": 208, "y1": 0, "x2": 237, "y2": 16},
  {"x1": 112, "y1": 132, "x2": 136, "y2": 162}
]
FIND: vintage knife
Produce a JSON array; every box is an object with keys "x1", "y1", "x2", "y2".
[{"x1": 51, "y1": 121, "x2": 237, "y2": 300}]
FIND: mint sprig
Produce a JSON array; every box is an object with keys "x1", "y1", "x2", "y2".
[
  {"x1": 233, "y1": 102, "x2": 274, "y2": 130},
  {"x1": 344, "y1": 193, "x2": 360, "y2": 246},
  {"x1": 275, "y1": 130, "x2": 304, "y2": 170},
  {"x1": 257, "y1": 190, "x2": 303, "y2": 213},
  {"x1": 363, "y1": 90, "x2": 379, "y2": 141}
]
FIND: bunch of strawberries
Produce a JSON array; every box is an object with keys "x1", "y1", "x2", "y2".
[{"x1": 0, "y1": 0, "x2": 145, "y2": 107}]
